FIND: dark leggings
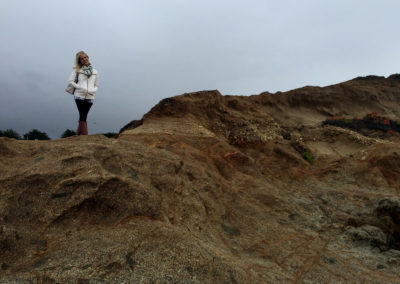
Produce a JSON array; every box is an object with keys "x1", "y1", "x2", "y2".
[{"x1": 75, "y1": 99, "x2": 93, "y2": 122}]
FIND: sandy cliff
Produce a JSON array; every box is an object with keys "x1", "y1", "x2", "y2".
[{"x1": 1, "y1": 75, "x2": 400, "y2": 283}]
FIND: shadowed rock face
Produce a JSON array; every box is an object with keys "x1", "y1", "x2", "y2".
[{"x1": 1, "y1": 75, "x2": 400, "y2": 283}]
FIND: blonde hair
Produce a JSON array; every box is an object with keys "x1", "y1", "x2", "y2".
[{"x1": 75, "y1": 51, "x2": 89, "y2": 72}]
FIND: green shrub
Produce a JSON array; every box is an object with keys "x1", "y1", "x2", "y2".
[
  {"x1": 23, "y1": 129, "x2": 50, "y2": 140},
  {"x1": 323, "y1": 112, "x2": 400, "y2": 134},
  {"x1": 103, "y1": 132, "x2": 118, "y2": 138},
  {"x1": 290, "y1": 141, "x2": 314, "y2": 164},
  {"x1": 61, "y1": 129, "x2": 76, "y2": 138},
  {"x1": 302, "y1": 151, "x2": 314, "y2": 164},
  {"x1": 0, "y1": 129, "x2": 21, "y2": 139}
]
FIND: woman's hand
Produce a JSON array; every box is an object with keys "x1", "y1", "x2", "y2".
[{"x1": 88, "y1": 86, "x2": 98, "y2": 94}]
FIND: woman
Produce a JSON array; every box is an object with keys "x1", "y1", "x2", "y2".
[{"x1": 67, "y1": 51, "x2": 99, "y2": 135}]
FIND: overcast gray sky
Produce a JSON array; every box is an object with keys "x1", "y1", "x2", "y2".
[{"x1": 1, "y1": 0, "x2": 400, "y2": 138}]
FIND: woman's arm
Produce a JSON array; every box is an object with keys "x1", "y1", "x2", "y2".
[
  {"x1": 94, "y1": 73, "x2": 99, "y2": 92},
  {"x1": 89, "y1": 73, "x2": 99, "y2": 94},
  {"x1": 68, "y1": 70, "x2": 80, "y2": 89}
]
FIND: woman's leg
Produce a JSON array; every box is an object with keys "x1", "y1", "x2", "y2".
[
  {"x1": 75, "y1": 122, "x2": 81, "y2": 136},
  {"x1": 75, "y1": 100, "x2": 83, "y2": 135},
  {"x1": 76, "y1": 121, "x2": 85, "y2": 135},
  {"x1": 75, "y1": 99, "x2": 93, "y2": 135}
]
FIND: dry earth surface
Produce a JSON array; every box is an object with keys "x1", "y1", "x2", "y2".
[{"x1": 1, "y1": 75, "x2": 400, "y2": 283}]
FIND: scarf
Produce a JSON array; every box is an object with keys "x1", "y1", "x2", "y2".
[{"x1": 81, "y1": 65, "x2": 93, "y2": 77}]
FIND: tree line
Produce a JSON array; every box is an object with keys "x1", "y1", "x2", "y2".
[{"x1": 0, "y1": 129, "x2": 118, "y2": 140}]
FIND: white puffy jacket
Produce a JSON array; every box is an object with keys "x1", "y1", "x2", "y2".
[{"x1": 68, "y1": 68, "x2": 99, "y2": 100}]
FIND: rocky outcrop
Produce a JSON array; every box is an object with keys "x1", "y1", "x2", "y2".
[{"x1": 1, "y1": 75, "x2": 400, "y2": 283}]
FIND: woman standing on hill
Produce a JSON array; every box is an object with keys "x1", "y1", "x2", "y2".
[{"x1": 67, "y1": 51, "x2": 99, "y2": 135}]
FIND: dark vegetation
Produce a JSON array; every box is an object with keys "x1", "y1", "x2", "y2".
[
  {"x1": 0, "y1": 129, "x2": 50, "y2": 140},
  {"x1": 323, "y1": 112, "x2": 400, "y2": 134},
  {"x1": 290, "y1": 141, "x2": 314, "y2": 164},
  {"x1": 23, "y1": 129, "x2": 51, "y2": 140},
  {"x1": 0, "y1": 128, "x2": 119, "y2": 140},
  {"x1": 103, "y1": 132, "x2": 118, "y2": 138},
  {"x1": 281, "y1": 130, "x2": 314, "y2": 164},
  {"x1": 61, "y1": 129, "x2": 76, "y2": 138},
  {"x1": 0, "y1": 129, "x2": 21, "y2": 140}
]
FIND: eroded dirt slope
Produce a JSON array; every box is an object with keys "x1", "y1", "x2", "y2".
[{"x1": 1, "y1": 75, "x2": 400, "y2": 283}]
